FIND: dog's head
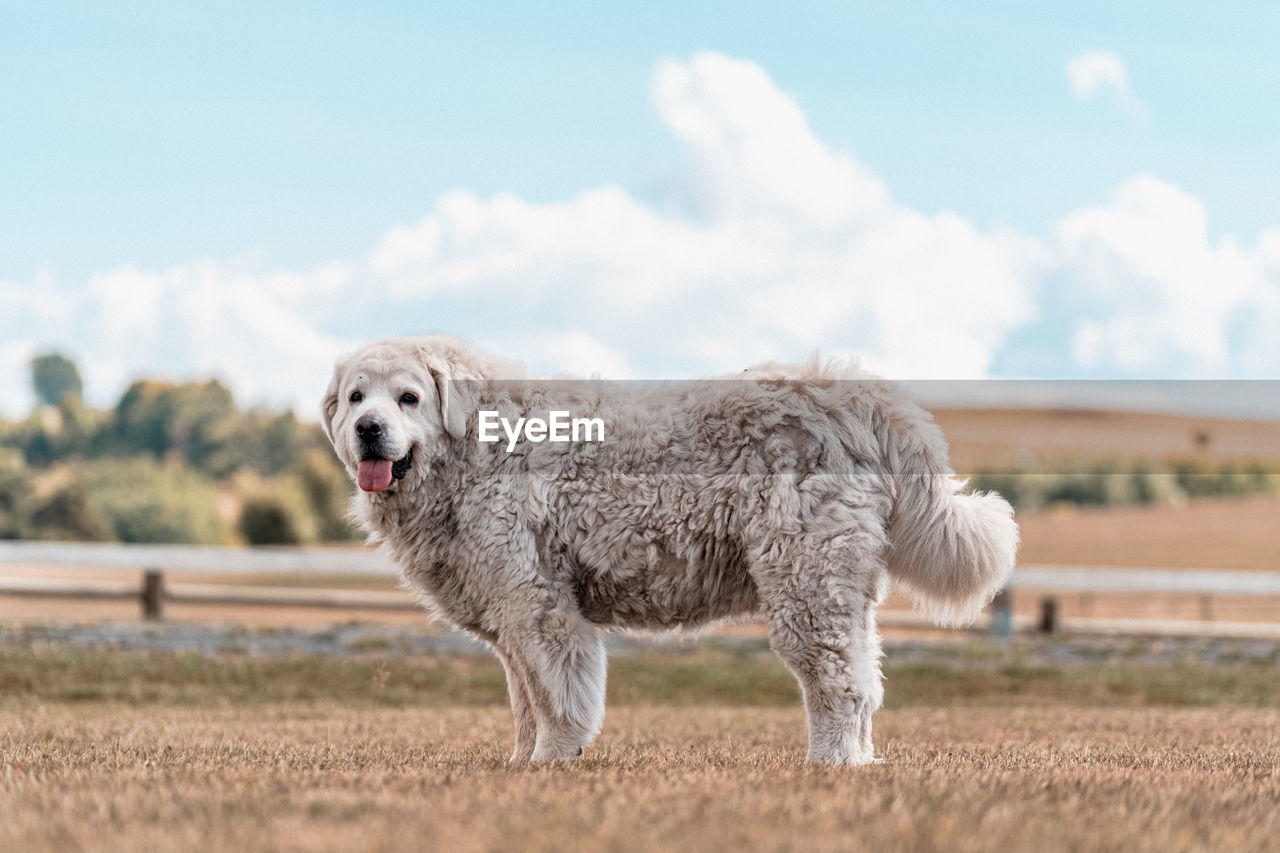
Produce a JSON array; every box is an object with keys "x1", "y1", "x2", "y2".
[{"x1": 321, "y1": 336, "x2": 517, "y2": 493}]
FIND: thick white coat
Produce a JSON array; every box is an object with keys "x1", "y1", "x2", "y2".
[{"x1": 322, "y1": 337, "x2": 1019, "y2": 765}]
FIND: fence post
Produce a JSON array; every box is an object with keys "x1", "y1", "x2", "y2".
[
  {"x1": 142, "y1": 569, "x2": 165, "y2": 621},
  {"x1": 990, "y1": 587, "x2": 1012, "y2": 640},
  {"x1": 1038, "y1": 596, "x2": 1059, "y2": 634}
]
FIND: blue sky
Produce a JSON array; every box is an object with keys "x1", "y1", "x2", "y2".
[{"x1": 3, "y1": 2, "x2": 1280, "y2": 415}]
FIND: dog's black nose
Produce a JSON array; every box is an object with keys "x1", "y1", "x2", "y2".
[{"x1": 355, "y1": 415, "x2": 383, "y2": 440}]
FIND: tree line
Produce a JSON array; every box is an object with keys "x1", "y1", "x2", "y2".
[
  {"x1": 5, "y1": 354, "x2": 1275, "y2": 543},
  {"x1": 0, "y1": 354, "x2": 356, "y2": 545}
]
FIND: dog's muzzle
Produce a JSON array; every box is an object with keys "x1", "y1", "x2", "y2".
[
  {"x1": 353, "y1": 415, "x2": 413, "y2": 493},
  {"x1": 357, "y1": 447, "x2": 413, "y2": 493}
]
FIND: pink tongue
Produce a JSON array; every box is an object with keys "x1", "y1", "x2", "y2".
[{"x1": 357, "y1": 459, "x2": 394, "y2": 492}]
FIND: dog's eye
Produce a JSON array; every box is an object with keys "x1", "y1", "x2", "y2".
[
  {"x1": 349, "y1": 391, "x2": 363, "y2": 404},
  {"x1": 400, "y1": 392, "x2": 419, "y2": 406}
]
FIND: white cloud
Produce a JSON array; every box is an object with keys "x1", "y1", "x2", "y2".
[
  {"x1": 4, "y1": 51, "x2": 1280, "y2": 421},
  {"x1": 0, "y1": 269, "x2": 79, "y2": 414},
  {"x1": 1054, "y1": 175, "x2": 1272, "y2": 375},
  {"x1": 1239, "y1": 231, "x2": 1280, "y2": 372},
  {"x1": 369, "y1": 51, "x2": 1038, "y2": 382},
  {"x1": 650, "y1": 52, "x2": 891, "y2": 228},
  {"x1": 0, "y1": 262, "x2": 357, "y2": 418},
  {"x1": 478, "y1": 329, "x2": 636, "y2": 379},
  {"x1": 1066, "y1": 49, "x2": 1148, "y2": 121}
]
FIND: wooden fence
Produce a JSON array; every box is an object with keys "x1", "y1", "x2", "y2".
[{"x1": 1, "y1": 541, "x2": 1278, "y2": 638}]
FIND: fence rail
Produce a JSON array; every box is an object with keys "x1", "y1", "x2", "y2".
[
  {"x1": 0, "y1": 541, "x2": 397, "y2": 575},
  {"x1": 1010, "y1": 566, "x2": 1280, "y2": 596},
  {"x1": 2, "y1": 541, "x2": 1278, "y2": 637}
]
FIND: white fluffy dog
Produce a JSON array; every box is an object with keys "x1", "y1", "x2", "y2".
[{"x1": 322, "y1": 336, "x2": 1018, "y2": 765}]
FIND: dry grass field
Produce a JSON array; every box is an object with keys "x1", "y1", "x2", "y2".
[
  {"x1": 4, "y1": 704, "x2": 1279, "y2": 853},
  {"x1": 3, "y1": 408, "x2": 1278, "y2": 850},
  {"x1": 2, "y1": 645, "x2": 1280, "y2": 852},
  {"x1": 1015, "y1": 493, "x2": 1280, "y2": 570}
]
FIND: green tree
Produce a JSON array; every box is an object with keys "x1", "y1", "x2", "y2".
[
  {"x1": 30, "y1": 483, "x2": 112, "y2": 541},
  {"x1": 113, "y1": 380, "x2": 176, "y2": 457},
  {"x1": 77, "y1": 457, "x2": 225, "y2": 544},
  {"x1": 263, "y1": 411, "x2": 303, "y2": 474},
  {"x1": 296, "y1": 449, "x2": 359, "y2": 540},
  {"x1": 235, "y1": 472, "x2": 320, "y2": 545},
  {"x1": 112, "y1": 379, "x2": 237, "y2": 470},
  {"x1": 0, "y1": 448, "x2": 34, "y2": 538},
  {"x1": 31, "y1": 353, "x2": 83, "y2": 407}
]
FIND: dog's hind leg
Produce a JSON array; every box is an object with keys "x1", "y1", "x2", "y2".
[
  {"x1": 496, "y1": 649, "x2": 539, "y2": 764},
  {"x1": 755, "y1": 544, "x2": 885, "y2": 766},
  {"x1": 504, "y1": 605, "x2": 607, "y2": 763}
]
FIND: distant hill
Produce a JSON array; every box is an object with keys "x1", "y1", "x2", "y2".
[{"x1": 934, "y1": 407, "x2": 1280, "y2": 472}]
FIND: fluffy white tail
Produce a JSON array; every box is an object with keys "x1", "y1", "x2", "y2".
[{"x1": 884, "y1": 421, "x2": 1019, "y2": 627}]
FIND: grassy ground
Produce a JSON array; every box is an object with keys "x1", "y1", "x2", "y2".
[
  {"x1": 3, "y1": 706, "x2": 1278, "y2": 852},
  {"x1": 4, "y1": 643, "x2": 1280, "y2": 710},
  {"x1": 2, "y1": 643, "x2": 1280, "y2": 851}
]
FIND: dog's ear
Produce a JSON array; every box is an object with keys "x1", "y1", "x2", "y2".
[
  {"x1": 320, "y1": 359, "x2": 345, "y2": 447},
  {"x1": 422, "y1": 352, "x2": 476, "y2": 441}
]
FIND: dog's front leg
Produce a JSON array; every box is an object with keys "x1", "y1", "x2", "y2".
[
  {"x1": 755, "y1": 545, "x2": 886, "y2": 767},
  {"x1": 496, "y1": 649, "x2": 539, "y2": 764},
  {"x1": 503, "y1": 606, "x2": 606, "y2": 763}
]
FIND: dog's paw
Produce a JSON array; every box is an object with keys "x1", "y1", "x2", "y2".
[{"x1": 529, "y1": 745, "x2": 585, "y2": 764}]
